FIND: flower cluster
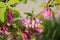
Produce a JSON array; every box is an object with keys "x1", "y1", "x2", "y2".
[
  {"x1": 7, "y1": 9, "x2": 14, "y2": 26},
  {"x1": 21, "y1": 17, "x2": 43, "y2": 40},
  {"x1": 21, "y1": 17, "x2": 42, "y2": 28},
  {"x1": 0, "y1": 23, "x2": 8, "y2": 35},
  {"x1": 42, "y1": 7, "x2": 52, "y2": 18}
]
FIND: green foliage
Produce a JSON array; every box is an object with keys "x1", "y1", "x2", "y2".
[
  {"x1": 13, "y1": 10, "x2": 21, "y2": 18},
  {"x1": 32, "y1": 0, "x2": 37, "y2": 2},
  {"x1": 24, "y1": 12, "x2": 32, "y2": 16},
  {"x1": 0, "y1": 2, "x2": 6, "y2": 22},
  {"x1": 17, "y1": 34, "x2": 23, "y2": 40},
  {"x1": 39, "y1": 2, "x2": 47, "y2": 7},
  {"x1": 13, "y1": 20, "x2": 21, "y2": 27},
  {"x1": 20, "y1": 0, "x2": 27, "y2": 4},
  {"x1": 0, "y1": 0, "x2": 20, "y2": 22},
  {"x1": 56, "y1": 5, "x2": 60, "y2": 9},
  {"x1": 6, "y1": 0, "x2": 20, "y2": 6},
  {"x1": 0, "y1": 35, "x2": 7, "y2": 40}
]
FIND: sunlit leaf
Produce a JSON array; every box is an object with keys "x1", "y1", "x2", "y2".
[
  {"x1": 0, "y1": 2, "x2": 5, "y2": 7},
  {"x1": 56, "y1": 5, "x2": 60, "y2": 10},
  {"x1": 0, "y1": 2, "x2": 6, "y2": 22},
  {"x1": 39, "y1": 3, "x2": 47, "y2": 7},
  {"x1": 21, "y1": 0, "x2": 27, "y2": 4},
  {"x1": 39, "y1": 24, "x2": 44, "y2": 29},
  {"x1": 6, "y1": 0, "x2": 20, "y2": 6}
]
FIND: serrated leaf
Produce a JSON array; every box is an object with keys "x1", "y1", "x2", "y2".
[{"x1": 39, "y1": 3, "x2": 47, "y2": 7}]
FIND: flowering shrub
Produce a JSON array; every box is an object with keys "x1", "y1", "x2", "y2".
[{"x1": 0, "y1": 0, "x2": 60, "y2": 40}]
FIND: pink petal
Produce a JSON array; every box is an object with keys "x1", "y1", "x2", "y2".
[
  {"x1": 31, "y1": 19, "x2": 35, "y2": 28},
  {"x1": 7, "y1": 10, "x2": 14, "y2": 26},
  {"x1": 22, "y1": 32, "x2": 27, "y2": 40},
  {"x1": 42, "y1": 8, "x2": 52, "y2": 18},
  {"x1": 56, "y1": 10, "x2": 60, "y2": 14},
  {"x1": 36, "y1": 18, "x2": 42, "y2": 24},
  {"x1": 35, "y1": 27, "x2": 43, "y2": 33}
]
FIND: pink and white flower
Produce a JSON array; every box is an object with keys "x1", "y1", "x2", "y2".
[
  {"x1": 42, "y1": 8, "x2": 52, "y2": 18},
  {"x1": 21, "y1": 17, "x2": 42, "y2": 28},
  {"x1": 0, "y1": 24, "x2": 8, "y2": 35},
  {"x1": 35, "y1": 27, "x2": 43, "y2": 33},
  {"x1": 22, "y1": 32, "x2": 28, "y2": 40}
]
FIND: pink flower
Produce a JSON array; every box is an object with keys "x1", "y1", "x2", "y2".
[
  {"x1": 21, "y1": 17, "x2": 43, "y2": 28},
  {"x1": 7, "y1": 9, "x2": 14, "y2": 26},
  {"x1": 35, "y1": 18, "x2": 42, "y2": 24},
  {"x1": 31, "y1": 19, "x2": 35, "y2": 28},
  {"x1": 42, "y1": 8, "x2": 52, "y2": 18},
  {"x1": 22, "y1": 32, "x2": 27, "y2": 40},
  {"x1": 56, "y1": 10, "x2": 60, "y2": 14},
  {"x1": 35, "y1": 27, "x2": 43, "y2": 33},
  {"x1": 21, "y1": 18, "x2": 30, "y2": 27},
  {"x1": 0, "y1": 24, "x2": 8, "y2": 35}
]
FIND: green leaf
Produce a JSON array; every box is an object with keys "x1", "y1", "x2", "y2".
[
  {"x1": 39, "y1": 3, "x2": 47, "y2": 7},
  {"x1": 13, "y1": 20, "x2": 21, "y2": 26},
  {"x1": 13, "y1": 10, "x2": 21, "y2": 18},
  {"x1": 21, "y1": 0, "x2": 27, "y2": 4},
  {"x1": 17, "y1": 34, "x2": 22, "y2": 40},
  {"x1": 0, "y1": 2, "x2": 5, "y2": 7},
  {"x1": 52, "y1": 1, "x2": 58, "y2": 4},
  {"x1": 0, "y1": 2, "x2": 6, "y2": 22},
  {"x1": 32, "y1": 0, "x2": 37, "y2": 2},
  {"x1": 48, "y1": 0, "x2": 58, "y2": 6},
  {"x1": 48, "y1": 1, "x2": 53, "y2": 6},
  {"x1": 6, "y1": 0, "x2": 20, "y2": 6},
  {"x1": 56, "y1": 5, "x2": 60, "y2": 10},
  {"x1": 32, "y1": 34, "x2": 36, "y2": 40},
  {"x1": 24, "y1": 12, "x2": 32, "y2": 16},
  {"x1": 39, "y1": 24, "x2": 44, "y2": 29}
]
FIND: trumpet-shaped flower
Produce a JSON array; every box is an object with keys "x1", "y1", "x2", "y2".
[
  {"x1": 35, "y1": 27, "x2": 43, "y2": 33},
  {"x1": 22, "y1": 32, "x2": 28, "y2": 40},
  {"x1": 7, "y1": 10, "x2": 14, "y2": 26},
  {"x1": 42, "y1": 8, "x2": 52, "y2": 18},
  {"x1": 21, "y1": 17, "x2": 42, "y2": 28},
  {"x1": 0, "y1": 24, "x2": 8, "y2": 35}
]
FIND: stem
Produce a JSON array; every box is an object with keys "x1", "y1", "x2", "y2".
[{"x1": 52, "y1": 30, "x2": 56, "y2": 40}]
